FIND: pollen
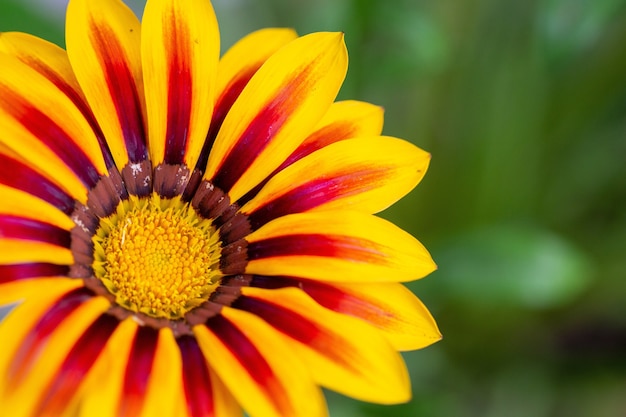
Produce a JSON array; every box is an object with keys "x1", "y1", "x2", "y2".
[{"x1": 92, "y1": 195, "x2": 222, "y2": 319}]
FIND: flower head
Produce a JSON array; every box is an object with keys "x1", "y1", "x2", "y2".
[{"x1": 0, "y1": 0, "x2": 440, "y2": 416}]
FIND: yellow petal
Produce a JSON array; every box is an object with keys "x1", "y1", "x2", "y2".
[
  {"x1": 204, "y1": 32, "x2": 348, "y2": 202},
  {"x1": 0, "y1": 278, "x2": 77, "y2": 307},
  {"x1": 194, "y1": 314, "x2": 327, "y2": 417},
  {"x1": 195, "y1": 28, "x2": 299, "y2": 171},
  {"x1": 246, "y1": 210, "x2": 436, "y2": 282},
  {"x1": 0, "y1": 294, "x2": 111, "y2": 417},
  {"x1": 284, "y1": 100, "x2": 385, "y2": 167},
  {"x1": 138, "y1": 328, "x2": 181, "y2": 417},
  {"x1": 66, "y1": 0, "x2": 147, "y2": 167},
  {"x1": 77, "y1": 318, "x2": 137, "y2": 417},
  {"x1": 0, "y1": 32, "x2": 116, "y2": 170},
  {"x1": 142, "y1": 0, "x2": 220, "y2": 167},
  {"x1": 299, "y1": 280, "x2": 441, "y2": 351},
  {"x1": 0, "y1": 240, "x2": 73, "y2": 265},
  {"x1": 239, "y1": 286, "x2": 412, "y2": 404},
  {"x1": 242, "y1": 137, "x2": 431, "y2": 227},
  {"x1": 0, "y1": 54, "x2": 106, "y2": 200},
  {"x1": 0, "y1": 184, "x2": 74, "y2": 231}
]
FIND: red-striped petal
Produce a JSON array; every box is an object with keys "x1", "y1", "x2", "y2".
[
  {"x1": 0, "y1": 32, "x2": 115, "y2": 169},
  {"x1": 178, "y1": 335, "x2": 216, "y2": 417},
  {"x1": 245, "y1": 211, "x2": 436, "y2": 283},
  {"x1": 237, "y1": 286, "x2": 411, "y2": 404},
  {"x1": 242, "y1": 137, "x2": 431, "y2": 228},
  {"x1": 0, "y1": 215, "x2": 70, "y2": 248},
  {"x1": 195, "y1": 314, "x2": 325, "y2": 417},
  {"x1": 0, "y1": 152, "x2": 75, "y2": 215},
  {"x1": 35, "y1": 314, "x2": 119, "y2": 415},
  {"x1": 66, "y1": 0, "x2": 147, "y2": 167},
  {"x1": 118, "y1": 326, "x2": 159, "y2": 417},
  {"x1": 0, "y1": 263, "x2": 69, "y2": 285},
  {"x1": 6, "y1": 287, "x2": 94, "y2": 387},
  {"x1": 195, "y1": 28, "x2": 298, "y2": 172},
  {"x1": 142, "y1": 0, "x2": 220, "y2": 167},
  {"x1": 204, "y1": 32, "x2": 348, "y2": 202}
]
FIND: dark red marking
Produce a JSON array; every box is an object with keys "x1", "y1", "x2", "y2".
[
  {"x1": 234, "y1": 295, "x2": 353, "y2": 369},
  {"x1": 36, "y1": 314, "x2": 119, "y2": 415},
  {"x1": 247, "y1": 168, "x2": 387, "y2": 229},
  {"x1": 207, "y1": 315, "x2": 291, "y2": 414},
  {"x1": 0, "y1": 262, "x2": 69, "y2": 284},
  {"x1": 90, "y1": 21, "x2": 147, "y2": 163},
  {"x1": 281, "y1": 122, "x2": 357, "y2": 170},
  {"x1": 195, "y1": 70, "x2": 256, "y2": 172},
  {"x1": 163, "y1": 17, "x2": 193, "y2": 165},
  {"x1": 0, "y1": 87, "x2": 100, "y2": 188},
  {"x1": 178, "y1": 335, "x2": 215, "y2": 417},
  {"x1": 249, "y1": 275, "x2": 370, "y2": 319},
  {"x1": 237, "y1": 121, "x2": 357, "y2": 206},
  {"x1": 210, "y1": 66, "x2": 312, "y2": 193},
  {"x1": 0, "y1": 215, "x2": 71, "y2": 248},
  {"x1": 0, "y1": 153, "x2": 75, "y2": 214},
  {"x1": 118, "y1": 326, "x2": 158, "y2": 417},
  {"x1": 24, "y1": 57, "x2": 116, "y2": 169},
  {"x1": 248, "y1": 234, "x2": 384, "y2": 264},
  {"x1": 7, "y1": 287, "x2": 93, "y2": 389}
]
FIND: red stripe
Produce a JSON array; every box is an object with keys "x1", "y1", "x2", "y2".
[
  {"x1": 0, "y1": 263, "x2": 69, "y2": 284},
  {"x1": 249, "y1": 275, "x2": 364, "y2": 317},
  {"x1": 282, "y1": 121, "x2": 359, "y2": 169},
  {"x1": 234, "y1": 295, "x2": 353, "y2": 369},
  {"x1": 248, "y1": 168, "x2": 388, "y2": 229},
  {"x1": 119, "y1": 326, "x2": 159, "y2": 417},
  {"x1": 178, "y1": 335, "x2": 215, "y2": 417},
  {"x1": 0, "y1": 215, "x2": 71, "y2": 248},
  {"x1": 7, "y1": 288, "x2": 93, "y2": 390},
  {"x1": 248, "y1": 233, "x2": 387, "y2": 264},
  {"x1": 0, "y1": 153, "x2": 75, "y2": 214},
  {"x1": 237, "y1": 121, "x2": 362, "y2": 206},
  {"x1": 36, "y1": 314, "x2": 119, "y2": 415},
  {"x1": 0, "y1": 87, "x2": 101, "y2": 188},
  {"x1": 90, "y1": 21, "x2": 147, "y2": 163},
  {"x1": 207, "y1": 315, "x2": 291, "y2": 414},
  {"x1": 24, "y1": 57, "x2": 116, "y2": 169},
  {"x1": 195, "y1": 71, "x2": 256, "y2": 172},
  {"x1": 210, "y1": 67, "x2": 311, "y2": 193},
  {"x1": 163, "y1": 15, "x2": 193, "y2": 165}
]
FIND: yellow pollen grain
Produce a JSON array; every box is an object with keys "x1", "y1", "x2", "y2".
[{"x1": 92, "y1": 195, "x2": 221, "y2": 319}]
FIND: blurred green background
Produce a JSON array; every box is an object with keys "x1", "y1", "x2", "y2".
[{"x1": 2, "y1": 0, "x2": 625, "y2": 416}]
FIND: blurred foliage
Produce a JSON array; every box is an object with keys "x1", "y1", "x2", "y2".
[{"x1": 2, "y1": 0, "x2": 626, "y2": 416}]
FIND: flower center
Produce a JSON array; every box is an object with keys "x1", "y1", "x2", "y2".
[{"x1": 92, "y1": 195, "x2": 222, "y2": 319}]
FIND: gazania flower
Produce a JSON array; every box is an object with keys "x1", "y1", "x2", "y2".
[{"x1": 0, "y1": 0, "x2": 440, "y2": 416}]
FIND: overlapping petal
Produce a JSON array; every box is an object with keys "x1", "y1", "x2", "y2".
[
  {"x1": 195, "y1": 313, "x2": 327, "y2": 417},
  {"x1": 0, "y1": 54, "x2": 107, "y2": 199},
  {"x1": 236, "y1": 287, "x2": 411, "y2": 403},
  {"x1": 177, "y1": 336, "x2": 241, "y2": 417},
  {"x1": 204, "y1": 32, "x2": 348, "y2": 201},
  {"x1": 242, "y1": 136, "x2": 431, "y2": 228},
  {"x1": 66, "y1": 0, "x2": 147, "y2": 167},
  {"x1": 142, "y1": 0, "x2": 220, "y2": 166},
  {"x1": 0, "y1": 32, "x2": 116, "y2": 169},
  {"x1": 0, "y1": 289, "x2": 111, "y2": 417},
  {"x1": 246, "y1": 210, "x2": 436, "y2": 282},
  {"x1": 196, "y1": 28, "x2": 298, "y2": 170},
  {"x1": 282, "y1": 100, "x2": 385, "y2": 168},
  {"x1": 70, "y1": 318, "x2": 136, "y2": 417},
  {"x1": 251, "y1": 277, "x2": 441, "y2": 351}
]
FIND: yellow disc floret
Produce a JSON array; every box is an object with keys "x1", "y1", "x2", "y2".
[{"x1": 92, "y1": 195, "x2": 222, "y2": 319}]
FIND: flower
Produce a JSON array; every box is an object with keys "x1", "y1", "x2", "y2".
[{"x1": 0, "y1": 0, "x2": 440, "y2": 416}]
